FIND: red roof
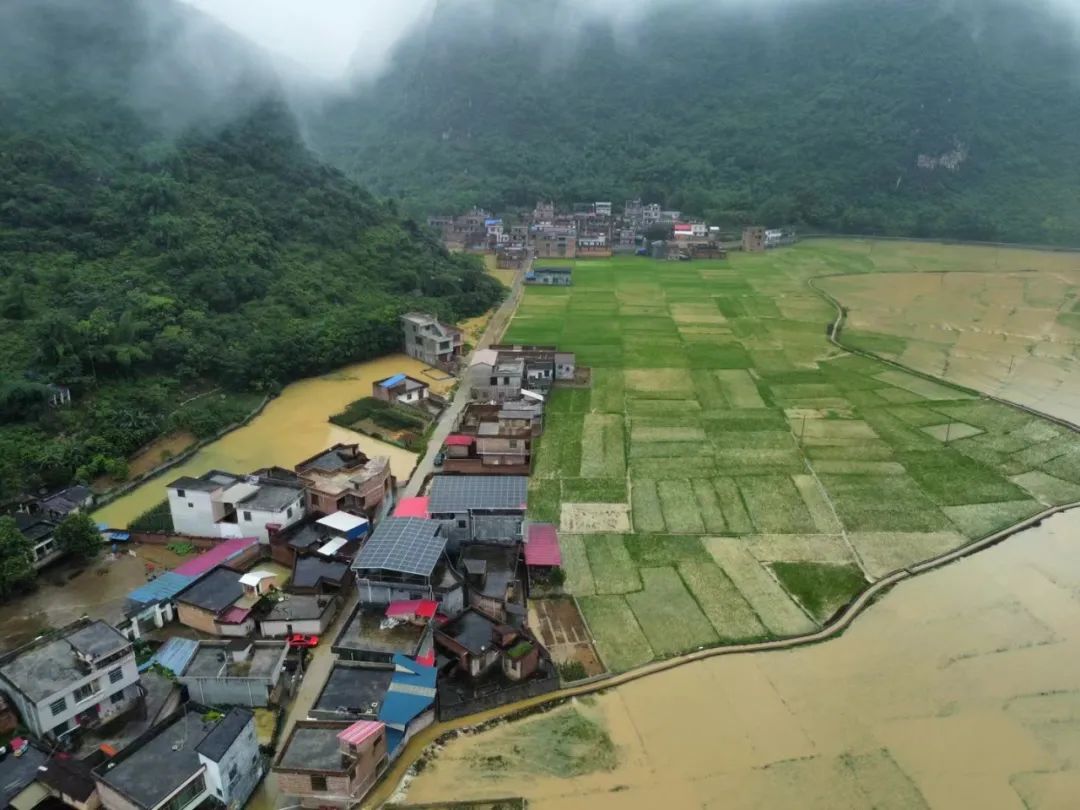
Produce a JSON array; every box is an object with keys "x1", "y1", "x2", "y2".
[
  {"x1": 337, "y1": 720, "x2": 384, "y2": 747},
  {"x1": 416, "y1": 651, "x2": 435, "y2": 666},
  {"x1": 394, "y1": 496, "x2": 430, "y2": 518},
  {"x1": 174, "y1": 537, "x2": 258, "y2": 577},
  {"x1": 444, "y1": 434, "x2": 475, "y2": 447},
  {"x1": 386, "y1": 599, "x2": 437, "y2": 619},
  {"x1": 525, "y1": 523, "x2": 562, "y2": 566},
  {"x1": 219, "y1": 606, "x2": 251, "y2": 624}
]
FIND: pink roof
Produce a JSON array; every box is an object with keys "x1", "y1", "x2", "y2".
[
  {"x1": 444, "y1": 434, "x2": 475, "y2": 447},
  {"x1": 337, "y1": 720, "x2": 384, "y2": 748},
  {"x1": 394, "y1": 496, "x2": 430, "y2": 518},
  {"x1": 416, "y1": 651, "x2": 435, "y2": 666},
  {"x1": 525, "y1": 523, "x2": 562, "y2": 566},
  {"x1": 219, "y1": 606, "x2": 251, "y2": 624},
  {"x1": 386, "y1": 599, "x2": 437, "y2": 619},
  {"x1": 174, "y1": 537, "x2": 258, "y2": 577}
]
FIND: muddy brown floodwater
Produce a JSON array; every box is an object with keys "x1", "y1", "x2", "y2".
[
  {"x1": 399, "y1": 509, "x2": 1080, "y2": 809},
  {"x1": 94, "y1": 354, "x2": 444, "y2": 529}
]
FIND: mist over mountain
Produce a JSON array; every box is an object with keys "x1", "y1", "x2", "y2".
[
  {"x1": 0, "y1": 0, "x2": 501, "y2": 499},
  {"x1": 307, "y1": 0, "x2": 1080, "y2": 243}
]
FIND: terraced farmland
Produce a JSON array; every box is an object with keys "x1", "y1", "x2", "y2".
[{"x1": 511, "y1": 243, "x2": 1080, "y2": 670}]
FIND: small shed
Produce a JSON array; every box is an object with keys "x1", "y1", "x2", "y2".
[{"x1": 317, "y1": 511, "x2": 370, "y2": 540}]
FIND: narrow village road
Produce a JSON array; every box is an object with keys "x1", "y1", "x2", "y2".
[{"x1": 401, "y1": 257, "x2": 529, "y2": 498}]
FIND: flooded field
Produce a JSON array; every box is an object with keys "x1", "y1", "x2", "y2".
[
  {"x1": 399, "y1": 508, "x2": 1080, "y2": 809},
  {"x1": 94, "y1": 354, "x2": 444, "y2": 528},
  {"x1": 817, "y1": 241, "x2": 1080, "y2": 423}
]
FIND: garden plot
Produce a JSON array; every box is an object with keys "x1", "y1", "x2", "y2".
[
  {"x1": 941, "y1": 500, "x2": 1043, "y2": 539},
  {"x1": 770, "y1": 562, "x2": 867, "y2": 623},
  {"x1": 875, "y1": 368, "x2": 976, "y2": 400},
  {"x1": 745, "y1": 533, "x2": 853, "y2": 564},
  {"x1": 921, "y1": 422, "x2": 983, "y2": 442},
  {"x1": 626, "y1": 567, "x2": 720, "y2": 655},
  {"x1": 1009, "y1": 471, "x2": 1080, "y2": 504},
  {"x1": 559, "y1": 534, "x2": 595, "y2": 596},
  {"x1": 625, "y1": 367, "x2": 694, "y2": 393},
  {"x1": 736, "y1": 475, "x2": 819, "y2": 534},
  {"x1": 714, "y1": 370, "x2": 767, "y2": 407},
  {"x1": 561, "y1": 502, "x2": 632, "y2": 533},
  {"x1": 791, "y1": 475, "x2": 843, "y2": 533},
  {"x1": 703, "y1": 538, "x2": 818, "y2": 636},
  {"x1": 847, "y1": 531, "x2": 970, "y2": 578},
  {"x1": 818, "y1": 473, "x2": 953, "y2": 532},
  {"x1": 656, "y1": 480, "x2": 706, "y2": 533}
]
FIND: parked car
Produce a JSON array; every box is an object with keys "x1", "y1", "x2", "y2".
[
  {"x1": 287, "y1": 634, "x2": 319, "y2": 648},
  {"x1": 434, "y1": 451, "x2": 446, "y2": 467}
]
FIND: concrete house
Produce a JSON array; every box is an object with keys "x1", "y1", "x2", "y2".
[
  {"x1": 0, "y1": 620, "x2": 141, "y2": 741},
  {"x1": 167, "y1": 470, "x2": 305, "y2": 542},
  {"x1": 350, "y1": 518, "x2": 464, "y2": 614},
  {"x1": 14, "y1": 513, "x2": 63, "y2": 569},
  {"x1": 175, "y1": 640, "x2": 289, "y2": 708},
  {"x1": 742, "y1": 225, "x2": 766, "y2": 252},
  {"x1": 434, "y1": 608, "x2": 541, "y2": 682},
  {"x1": 274, "y1": 720, "x2": 388, "y2": 809},
  {"x1": 400, "y1": 312, "x2": 463, "y2": 369},
  {"x1": 38, "y1": 485, "x2": 94, "y2": 521},
  {"x1": 95, "y1": 706, "x2": 261, "y2": 810},
  {"x1": 531, "y1": 227, "x2": 577, "y2": 258},
  {"x1": 258, "y1": 593, "x2": 340, "y2": 638},
  {"x1": 427, "y1": 475, "x2": 528, "y2": 549},
  {"x1": 295, "y1": 444, "x2": 393, "y2": 522},
  {"x1": 467, "y1": 349, "x2": 524, "y2": 401},
  {"x1": 371, "y1": 373, "x2": 429, "y2": 406},
  {"x1": 525, "y1": 266, "x2": 573, "y2": 286},
  {"x1": 174, "y1": 566, "x2": 255, "y2": 637},
  {"x1": 310, "y1": 662, "x2": 394, "y2": 722},
  {"x1": 441, "y1": 399, "x2": 544, "y2": 475}
]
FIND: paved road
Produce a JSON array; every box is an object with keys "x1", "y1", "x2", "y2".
[{"x1": 401, "y1": 258, "x2": 529, "y2": 498}]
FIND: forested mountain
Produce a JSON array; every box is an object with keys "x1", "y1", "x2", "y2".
[
  {"x1": 311, "y1": 0, "x2": 1080, "y2": 244},
  {"x1": 0, "y1": 0, "x2": 503, "y2": 500}
]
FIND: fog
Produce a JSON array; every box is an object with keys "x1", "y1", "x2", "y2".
[{"x1": 182, "y1": 0, "x2": 1080, "y2": 84}]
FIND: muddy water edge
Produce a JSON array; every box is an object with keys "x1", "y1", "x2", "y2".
[
  {"x1": 396, "y1": 510, "x2": 1080, "y2": 810},
  {"x1": 0, "y1": 355, "x2": 432, "y2": 651}
]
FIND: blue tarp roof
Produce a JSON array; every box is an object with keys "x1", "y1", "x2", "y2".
[
  {"x1": 127, "y1": 571, "x2": 195, "y2": 607},
  {"x1": 385, "y1": 728, "x2": 404, "y2": 754},
  {"x1": 139, "y1": 637, "x2": 198, "y2": 674},
  {"x1": 108, "y1": 531, "x2": 131, "y2": 542},
  {"x1": 379, "y1": 373, "x2": 407, "y2": 388}
]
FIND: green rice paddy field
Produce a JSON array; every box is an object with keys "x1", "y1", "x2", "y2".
[{"x1": 510, "y1": 241, "x2": 1080, "y2": 672}]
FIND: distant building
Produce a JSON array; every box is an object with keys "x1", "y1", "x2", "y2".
[
  {"x1": 400, "y1": 312, "x2": 463, "y2": 370},
  {"x1": 174, "y1": 640, "x2": 290, "y2": 707},
  {"x1": 531, "y1": 227, "x2": 577, "y2": 259},
  {"x1": 441, "y1": 398, "x2": 544, "y2": 475},
  {"x1": 525, "y1": 266, "x2": 573, "y2": 286},
  {"x1": 594, "y1": 201, "x2": 612, "y2": 216},
  {"x1": 294, "y1": 444, "x2": 393, "y2": 522},
  {"x1": 0, "y1": 619, "x2": 140, "y2": 740},
  {"x1": 14, "y1": 513, "x2": 62, "y2": 569},
  {"x1": 167, "y1": 470, "x2": 305, "y2": 542},
  {"x1": 371, "y1": 373, "x2": 429, "y2": 406},
  {"x1": 37, "y1": 485, "x2": 93, "y2": 521},
  {"x1": 274, "y1": 720, "x2": 389, "y2": 809},
  {"x1": 469, "y1": 344, "x2": 575, "y2": 401},
  {"x1": 94, "y1": 705, "x2": 261, "y2": 810},
  {"x1": 531, "y1": 200, "x2": 555, "y2": 224},
  {"x1": 742, "y1": 226, "x2": 766, "y2": 252}
]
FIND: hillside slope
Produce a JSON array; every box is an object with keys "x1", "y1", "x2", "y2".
[
  {"x1": 311, "y1": 0, "x2": 1080, "y2": 244},
  {"x1": 0, "y1": 0, "x2": 503, "y2": 499}
]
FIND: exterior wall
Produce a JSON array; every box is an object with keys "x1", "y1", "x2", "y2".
[
  {"x1": 180, "y1": 676, "x2": 273, "y2": 708},
  {"x1": 236, "y1": 498, "x2": 304, "y2": 542},
  {"x1": 199, "y1": 715, "x2": 262, "y2": 806},
  {"x1": 95, "y1": 778, "x2": 141, "y2": 810},
  {"x1": 217, "y1": 619, "x2": 255, "y2": 638},
  {"x1": 176, "y1": 604, "x2": 221, "y2": 636},
  {"x1": 259, "y1": 616, "x2": 329, "y2": 637},
  {"x1": 471, "y1": 513, "x2": 525, "y2": 544},
  {"x1": 167, "y1": 489, "x2": 218, "y2": 538},
  {"x1": 16, "y1": 653, "x2": 140, "y2": 739}
]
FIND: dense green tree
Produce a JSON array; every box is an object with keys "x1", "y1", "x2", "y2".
[
  {"x1": 0, "y1": 517, "x2": 35, "y2": 597},
  {"x1": 55, "y1": 513, "x2": 102, "y2": 560}
]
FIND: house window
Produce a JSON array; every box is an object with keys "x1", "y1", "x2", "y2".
[
  {"x1": 509, "y1": 439, "x2": 518, "y2": 448},
  {"x1": 243, "y1": 511, "x2": 252, "y2": 522},
  {"x1": 310, "y1": 775, "x2": 328, "y2": 792},
  {"x1": 161, "y1": 774, "x2": 206, "y2": 810},
  {"x1": 188, "y1": 502, "x2": 194, "y2": 508},
  {"x1": 73, "y1": 683, "x2": 96, "y2": 702},
  {"x1": 286, "y1": 507, "x2": 293, "y2": 519},
  {"x1": 49, "y1": 697, "x2": 67, "y2": 715},
  {"x1": 228, "y1": 765, "x2": 239, "y2": 785},
  {"x1": 489, "y1": 377, "x2": 497, "y2": 386},
  {"x1": 111, "y1": 691, "x2": 126, "y2": 705},
  {"x1": 177, "y1": 489, "x2": 186, "y2": 498},
  {"x1": 457, "y1": 520, "x2": 467, "y2": 529},
  {"x1": 109, "y1": 667, "x2": 124, "y2": 684}
]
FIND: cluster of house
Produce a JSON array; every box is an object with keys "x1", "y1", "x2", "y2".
[
  {"x1": 427, "y1": 199, "x2": 795, "y2": 264},
  {"x1": 7, "y1": 485, "x2": 96, "y2": 571}
]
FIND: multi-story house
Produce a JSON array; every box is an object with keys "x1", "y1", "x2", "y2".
[
  {"x1": 531, "y1": 227, "x2": 577, "y2": 259},
  {"x1": 166, "y1": 470, "x2": 306, "y2": 542},
  {"x1": 426, "y1": 475, "x2": 528, "y2": 550},
  {"x1": 95, "y1": 705, "x2": 261, "y2": 810},
  {"x1": 295, "y1": 444, "x2": 394, "y2": 522},
  {"x1": 400, "y1": 312, "x2": 463, "y2": 369},
  {"x1": 0, "y1": 620, "x2": 141, "y2": 740},
  {"x1": 14, "y1": 513, "x2": 62, "y2": 569}
]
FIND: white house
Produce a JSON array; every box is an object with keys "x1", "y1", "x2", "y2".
[
  {"x1": 167, "y1": 470, "x2": 305, "y2": 542},
  {"x1": 0, "y1": 620, "x2": 141, "y2": 740}
]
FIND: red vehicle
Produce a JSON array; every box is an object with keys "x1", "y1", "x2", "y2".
[{"x1": 287, "y1": 634, "x2": 319, "y2": 648}]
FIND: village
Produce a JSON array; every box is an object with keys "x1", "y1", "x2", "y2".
[
  {"x1": 0, "y1": 297, "x2": 586, "y2": 810},
  {"x1": 427, "y1": 199, "x2": 796, "y2": 265}
]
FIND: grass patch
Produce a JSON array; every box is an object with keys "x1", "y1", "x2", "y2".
[
  {"x1": 770, "y1": 562, "x2": 866, "y2": 622},
  {"x1": 625, "y1": 568, "x2": 719, "y2": 656},
  {"x1": 678, "y1": 562, "x2": 768, "y2": 641},
  {"x1": 583, "y1": 534, "x2": 640, "y2": 594},
  {"x1": 578, "y1": 596, "x2": 653, "y2": 672}
]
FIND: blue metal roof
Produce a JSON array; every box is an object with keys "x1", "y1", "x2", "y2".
[
  {"x1": 377, "y1": 654, "x2": 437, "y2": 728},
  {"x1": 139, "y1": 637, "x2": 198, "y2": 674},
  {"x1": 385, "y1": 728, "x2": 404, "y2": 754},
  {"x1": 127, "y1": 571, "x2": 195, "y2": 606},
  {"x1": 379, "y1": 373, "x2": 407, "y2": 388}
]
